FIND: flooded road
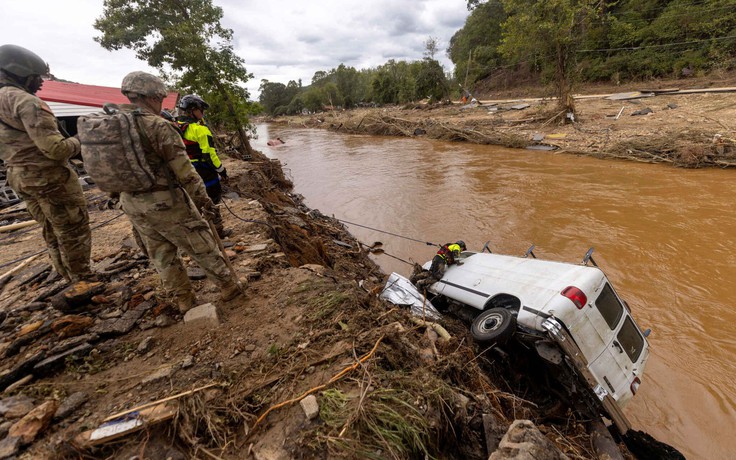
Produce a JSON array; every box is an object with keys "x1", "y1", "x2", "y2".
[{"x1": 253, "y1": 123, "x2": 736, "y2": 459}]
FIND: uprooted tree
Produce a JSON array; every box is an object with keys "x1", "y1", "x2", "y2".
[{"x1": 94, "y1": 0, "x2": 258, "y2": 156}]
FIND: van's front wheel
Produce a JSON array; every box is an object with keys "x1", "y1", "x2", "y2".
[{"x1": 471, "y1": 308, "x2": 516, "y2": 343}]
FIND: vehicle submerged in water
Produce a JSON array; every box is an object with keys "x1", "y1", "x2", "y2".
[{"x1": 421, "y1": 245, "x2": 651, "y2": 435}]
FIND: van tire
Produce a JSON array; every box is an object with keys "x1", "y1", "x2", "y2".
[{"x1": 471, "y1": 308, "x2": 516, "y2": 343}]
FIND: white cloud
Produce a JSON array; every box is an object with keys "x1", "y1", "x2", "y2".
[{"x1": 1, "y1": 0, "x2": 470, "y2": 99}]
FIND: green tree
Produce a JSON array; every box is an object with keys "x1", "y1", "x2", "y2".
[
  {"x1": 448, "y1": 1, "x2": 507, "y2": 88},
  {"x1": 498, "y1": 0, "x2": 603, "y2": 119},
  {"x1": 94, "y1": 0, "x2": 256, "y2": 155}
]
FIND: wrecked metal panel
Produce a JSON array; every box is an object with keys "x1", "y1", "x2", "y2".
[{"x1": 380, "y1": 273, "x2": 440, "y2": 319}]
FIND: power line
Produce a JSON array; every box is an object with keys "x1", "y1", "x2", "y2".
[{"x1": 578, "y1": 34, "x2": 736, "y2": 53}]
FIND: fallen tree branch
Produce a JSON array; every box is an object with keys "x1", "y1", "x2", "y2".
[
  {"x1": 103, "y1": 382, "x2": 222, "y2": 422},
  {"x1": 250, "y1": 335, "x2": 384, "y2": 432}
]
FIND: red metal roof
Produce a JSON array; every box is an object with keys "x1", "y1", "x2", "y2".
[{"x1": 36, "y1": 80, "x2": 179, "y2": 110}]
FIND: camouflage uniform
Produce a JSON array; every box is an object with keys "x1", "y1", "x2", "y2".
[
  {"x1": 115, "y1": 103, "x2": 235, "y2": 300},
  {"x1": 0, "y1": 76, "x2": 92, "y2": 281}
]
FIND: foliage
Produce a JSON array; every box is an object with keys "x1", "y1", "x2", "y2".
[
  {"x1": 259, "y1": 57, "x2": 449, "y2": 115},
  {"x1": 453, "y1": 0, "x2": 736, "y2": 92},
  {"x1": 447, "y1": 1, "x2": 507, "y2": 87},
  {"x1": 499, "y1": 0, "x2": 603, "y2": 114},
  {"x1": 94, "y1": 0, "x2": 257, "y2": 133}
]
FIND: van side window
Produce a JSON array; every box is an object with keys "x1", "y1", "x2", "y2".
[
  {"x1": 617, "y1": 316, "x2": 644, "y2": 362},
  {"x1": 595, "y1": 283, "x2": 624, "y2": 329}
]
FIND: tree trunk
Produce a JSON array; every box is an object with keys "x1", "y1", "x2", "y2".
[
  {"x1": 556, "y1": 45, "x2": 575, "y2": 121},
  {"x1": 213, "y1": 80, "x2": 255, "y2": 158}
]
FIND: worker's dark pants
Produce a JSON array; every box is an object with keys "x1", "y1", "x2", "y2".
[
  {"x1": 193, "y1": 163, "x2": 226, "y2": 238},
  {"x1": 412, "y1": 255, "x2": 447, "y2": 289}
]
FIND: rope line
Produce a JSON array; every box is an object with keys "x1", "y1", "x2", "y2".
[
  {"x1": 220, "y1": 198, "x2": 284, "y2": 247},
  {"x1": 336, "y1": 218, "x2": 438, "y2": 247}
]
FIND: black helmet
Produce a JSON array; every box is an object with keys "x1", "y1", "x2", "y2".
[
  {"x1": 178, "y1": 94, "x2": 209, "y2": 111},
  {"x1": 0, "y1": 44, "x2": 49, "y2": 78},
  {"x1": 456, "y1": 240, "x2": 466, "y2": 251}
]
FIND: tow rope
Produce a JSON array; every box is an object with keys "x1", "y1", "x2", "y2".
[{"x1": 336, "y1": 218, "x2": 438, "y2": 247}]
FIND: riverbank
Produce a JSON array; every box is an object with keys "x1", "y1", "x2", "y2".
[
  {"x1": 0, "y1": 144, "x2": 687, "y2": 458},
  {"x1": 275, "y1": 80, "x2": 736, "y2": 169}
]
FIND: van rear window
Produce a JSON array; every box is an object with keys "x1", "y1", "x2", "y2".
[
  {"x1": 595, "y1": 283, "x2": 624, "y2": 329},
  {"x1": 617, "y1": 316, "x2": 644, "y2": 362}
]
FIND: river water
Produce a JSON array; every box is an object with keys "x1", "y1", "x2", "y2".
[{"x1": 253, "y1": 123, "x2": 736, "y2": 459}]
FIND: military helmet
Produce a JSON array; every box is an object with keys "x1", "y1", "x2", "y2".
[
  {"x1": 0, "y1": 44, "x2": 49, "y2": 78},
  {"x1": 455, "y1": 240, "x2": 466, "y2": 251},
  {"x1": 120, "y1": 71, "x2": 167, "y2": 98},
  {"x1": 178, "y1": 94, "x2": 209, "y2": 111}
]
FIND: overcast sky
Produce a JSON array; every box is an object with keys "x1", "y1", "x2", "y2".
[{"x1": 1, "y1": 0, "x2": 470, "y2": 99}]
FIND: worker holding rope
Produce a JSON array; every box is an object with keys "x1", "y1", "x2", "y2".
[{"x1": 411, "y1": 240, "x2": 466, "y2": 289}]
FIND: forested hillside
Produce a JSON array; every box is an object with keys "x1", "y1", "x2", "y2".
[{"x1": 259, "y1": 0, "x2": 736, "y2": 115}]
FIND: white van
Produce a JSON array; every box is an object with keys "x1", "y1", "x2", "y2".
[{"x1": 423, "y1": 247, "x2": 650, "y2": 433}]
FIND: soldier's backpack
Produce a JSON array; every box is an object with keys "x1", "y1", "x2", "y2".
[{"x1": 77, "y1": 104, "x2": 158, "y2": 193}]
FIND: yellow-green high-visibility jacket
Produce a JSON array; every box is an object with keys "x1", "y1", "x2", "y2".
[{"x1": 177, "y1": 119, "x2": 224, "y2": 172}]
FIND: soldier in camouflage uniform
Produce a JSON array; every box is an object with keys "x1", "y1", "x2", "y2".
[
  {"x1": 0, "y1": 44, "x2": 92, "y2": 282},
  {"x1": 116, "y1": 71, "x2": 244, "y2": 312}
]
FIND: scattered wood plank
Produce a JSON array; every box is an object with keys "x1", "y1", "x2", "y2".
[
  {"x1": 0, "y1": 221, "x2": 36, "y2": 233},
  {"x1": 74, "y1": 402, "x2": 178, "y2": 448}
]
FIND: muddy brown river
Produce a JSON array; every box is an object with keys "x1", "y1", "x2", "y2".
[{"x1": 254, "y1": 123, "x2": 735, "y2": 459}]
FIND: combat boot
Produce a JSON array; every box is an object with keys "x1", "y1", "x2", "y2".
[
  {"x1": 176, "y1": 291, "x2": 197, "y2": 313},
  {"x1": 220, "y1": 280, "x2": 246, "y2": 302}
]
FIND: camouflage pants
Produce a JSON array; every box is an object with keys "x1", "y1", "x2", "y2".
[
  {"x1": 120, "y1": 188, "x2": 232, "y2": 297},
  {"x1": 7, "y1": 164, "x2": 92, "y2": 281}
]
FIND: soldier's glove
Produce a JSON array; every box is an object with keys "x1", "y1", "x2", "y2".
[
  {"x1": 105, "y1": 194, "x2": 121, "y2": 210},
  {"x1": 199, "y1": 199, "x2": 217, "y2": 222}
]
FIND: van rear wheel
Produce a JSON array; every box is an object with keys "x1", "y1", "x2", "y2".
[{"x1": 471, "y1": 308, "x2": 516, "y2": 343}]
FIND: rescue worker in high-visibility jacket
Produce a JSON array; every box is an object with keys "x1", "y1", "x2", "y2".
[
  {"x1": 175, "y1": 94, "x2": 231, "y2": 238},
  {"x1": 411, "y1": 240, "x2": 467, "y2": 289}
]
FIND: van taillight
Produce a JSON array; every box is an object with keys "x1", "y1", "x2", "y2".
[
  {"x1": 630, "y1": 377, "x2": 641, "y2": 395},
  {"x1": 561, "y1": 286, "x2": 587, "y2": 309}
]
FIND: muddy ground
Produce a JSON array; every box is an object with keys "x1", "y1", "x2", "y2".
[
  {"x1": 0, "y1": 145, "x2": 629, "y2": 460},
  {"x1": 278, "y1": 74, "x2": 736, "y2": 169}
]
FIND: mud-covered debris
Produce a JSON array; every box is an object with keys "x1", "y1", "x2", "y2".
[
  {"x1": 90, "y1": 300, "x2": 153, "y2": 337},
  {"x1": 51, "y1": 314, "x2": 94, "y2": 338},
  {"x1": 33, "y1": 343, "x2": 92, "y2": 376},
  {"x1": 0, "y1": 350, "x2": 45, "y2": 391},
  {"x1": 490, "y1": 420, "x2": 568, "y2": 460},
  {"x1": 154, "y1": 314, "x2": 174, "y2": 328},
  {"x1": 50, "y1": 281, "x2": 105, "y2": 313},
  {"x1": 180, "y1": 355, "x2": 194, "y2": 368},
  {"x1": 48, "y1": 333, "x2": 98, "y2": 355},
  {"x1": 141, "y1": 365, "x2": 176, "y2": 385},
  {"x1": 482, "y1": 413, "x2": 504, "y2": 455},
  {"x1": 242, "y1": 243, "x2": 269, "y2": 253},
  {"x1": 8, "y1": 400, "x2": 57, "y2": 444},
  {"x1": 0, "y1": 395, "x2": 35, "y2": 419},
  {"x1": 54, "y1": 391, "x2": 89, "y2": 421},
  {"x1": 3, "y1": 374, "x2": 32, "y2": 393},
  {"x1": 137, "y1": 336, "x2": 154, "y2": 353},
  {"x1": 631, "y1": 107, "x2": 654, "y2": 116},
  {"x1": 0, "y1": 434, "x2": 21, "y2": 458}
]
